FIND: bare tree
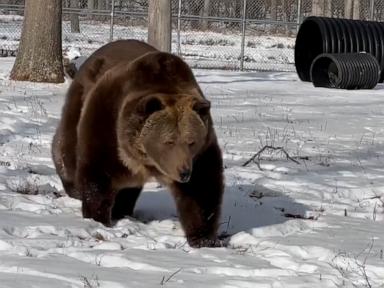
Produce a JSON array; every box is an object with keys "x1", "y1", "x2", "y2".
[
  {"x1": 88, "y1": 0, "x2": 95, "y2": 9},
  {"x1": 88, "y1": 0, "x2": 95, "y2": 18},
  {"x1": 345, "y1": 0, "x2": 353, "y2": 18},
  {"x1": 282, "y1": 0, "x2": 297, "y2": 34},
  {"x1": 201, "y1": 0, "x2": 210, "y2": 31},
  {"x1": 271, "y1": 0, "x2": 277, "y2": 21},
  {"x1": 324, "y1": 0, "x2": 332, "y2": 17},
  {"x1": 97, "y1": 0, "x2": 106, "y2": 10},
  {"x1": 71, "y1": 0, "x2": 80, "y2": 33},
  {"x1": 353, "y1": 0, "x2": 360, "y2": 19},
  {"x1": 189, "y1": 0, "x2": 202, "y2": 30},
  {"x1": 96, "y1": 0, "x2": 109, "y2": 21},
  {"x1": 10, "y1": 0, "x2": 64, "y2": 83},
  {"x1": 270, "y1": 0, "x2": 278, "y2": 33},
  {"x1": 148, "y1": 0, "x2": 171, "y2": 52},
  {"x1": 228, "y1": 0, "x2": 242, "y2": 28},
  {"x1": 312, "y1": 0, "x2": 324, "y2": 16}
]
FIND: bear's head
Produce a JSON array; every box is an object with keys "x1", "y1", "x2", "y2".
[
  {"x1": 116, "y1": 51, "x2": 213, "y2": 183},
  {"x1": 118, "y1": 92, "x2": 211, "y2": 183},
  {"x1": 118, "y1": 52, "x2": 212, "y2": 182}
]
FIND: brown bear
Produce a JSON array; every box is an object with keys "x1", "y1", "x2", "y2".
[{"x1": 52, "y1": 40, "x2": 224, "y2": 247}]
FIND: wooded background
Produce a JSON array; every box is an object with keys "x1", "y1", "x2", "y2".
[
  {"x1": 2, "y1": 0, "x2": 384, "y2": 27},
  {"x1": 65, "y1": 0, "x2": 384, "y2": 26}
]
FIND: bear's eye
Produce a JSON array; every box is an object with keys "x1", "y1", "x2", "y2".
[
  {"x1": 193, "y1": 100, "x2": 210, "y2": 117},
  {"x1": 141, "y1": 97, "x2": 164, "y2": 116},
  {"x1": 164, "y1": 140, "x2": 175, "y2": 146},
  {"x1": 188, "y1": 141, "x2": 195, "y2": 147}
]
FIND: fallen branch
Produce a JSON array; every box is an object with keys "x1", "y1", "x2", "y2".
[
  {"x1": 363, "y1": 194, "x2": 384, "y2": 205},
  {"x1": 284, "y1": 213, "x2": 318, "y2": 220},
  {"x1": 242, "y1": 145, "x2": 300, "y2": 168}
]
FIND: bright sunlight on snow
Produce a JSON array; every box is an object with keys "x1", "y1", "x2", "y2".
[{"x1": 0, "y1": 58, "x2": 383, "y2": 287}]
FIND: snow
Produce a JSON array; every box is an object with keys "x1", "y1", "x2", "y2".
[
  {"x1": 0, "y1": 57, "x2": 384, "y2": 287},
  {"x1": 0, "y1": 14, "x2": 23, "y2": 22}
]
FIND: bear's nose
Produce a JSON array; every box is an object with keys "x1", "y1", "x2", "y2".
[{"x1": 179, "y1": 169, "x2": 191, "y2": 183}]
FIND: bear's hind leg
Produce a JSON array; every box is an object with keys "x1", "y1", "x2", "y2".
[{"x1": 112, "y1": 187, "x2": 143, "y2": 220}]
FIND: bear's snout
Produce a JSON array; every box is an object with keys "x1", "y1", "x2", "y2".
[{"x1": 179, "y1": 168, "x2": 192, "y2": 183}]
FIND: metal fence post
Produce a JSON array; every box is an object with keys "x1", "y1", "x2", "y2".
[
  {"x1": 240, "y1": 0, "x2": 247, "y2": 71},
  {"x1": 296, "y1": 0, "x2": 302, "y2": 32},
  {"x1": 177, "y1": 0, "x2": 182, "y2": 56},
  {"x1": 109, "y1": 0, "x2": 115, "y2": 42},
  {"x1": 370, "y1": 0, "x2": 375, "y2": 20}
]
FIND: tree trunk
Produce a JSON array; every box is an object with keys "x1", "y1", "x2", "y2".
[
  {"x1": 270, "y1": 0, "x2": 277, "y2": 33},
  {"x1": 87, "y1": 0, "x2": 95, "y2": 19},
  {"x1": 97, "y1": 0, "x2": 108, "y2": 21},
  {"x1": 228, "y1": 0, "x2": 241, "y2": 28},
  {"x1": 345, "y1": 0, "x2": 353, "y2": 18},
  {"x1": 148, "y1": 0, "x2": 171, "y2": 52},
  {"x1": 353, "y1": 0, "x2": 360, "y2": 19},
  {"x1": 201, "y1": 0, "x2": 210, "y2": 31},
  {"x1": 312, "y1": 0, "x2": 324, "y2": 16},
  {"x1": 283, "y1": 0, "x2": 291, "y2": 34},
  {"x1": 88, "y1": 0, "x2": 95, "y2": 10},
  {"x1": 271, "y1": 0, "x2": 277, "y2": 21},
  {"x1": 190, "y1": 0, "x2": 201, "y2": 30},
  {"x1": 234, "y1": 0, "x2": 242, "y2": 28},
  {"x1": 71, "y1": 0, "x2": 80, "y2": 33},
  {"x1": 324, "y1": 0, "x2": 332, "y2": 17},
  {"x1": 10, "y1": 0, "x2": 64, "y2": 83},
  {"x1": 97, "y1": 0, "x2": 106, "y2": 10}
]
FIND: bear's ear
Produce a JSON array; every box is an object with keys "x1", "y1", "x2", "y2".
[
  {"x1": 138, "y1": 96, "x2": 165, "y2": 116},
  {"x1": 193, "y1": 100, "x2": 210, "y2": 117}
]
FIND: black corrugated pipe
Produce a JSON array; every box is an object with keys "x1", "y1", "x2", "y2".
[
  {"x1": 310, "y1": 53, "x2": 380, "y2": 89},
  {"x1": 295, "y1": 16, "x2": 384, "y2": 82}
]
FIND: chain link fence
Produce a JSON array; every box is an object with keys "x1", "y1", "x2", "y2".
[{"x1": 1, "y1": 0, "x2": 384, "y2": 71}]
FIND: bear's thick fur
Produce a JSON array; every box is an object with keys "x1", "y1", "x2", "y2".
[{"x1": 52, "y1": 40, "x2": 224, "y2": 247}]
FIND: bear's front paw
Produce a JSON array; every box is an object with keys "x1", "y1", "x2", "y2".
[
  {"x1": 187, "y1": 236, "x2": 223, "y2": 248},
  {"x1": 82, "y1": 200, "x2": 113, "y2": 227}
]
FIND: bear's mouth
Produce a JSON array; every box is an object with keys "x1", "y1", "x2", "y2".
[{"x1": 178, "y1": 169, "x2": 191, "y2": 183}]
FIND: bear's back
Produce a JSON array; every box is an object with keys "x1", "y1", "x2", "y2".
[{"x1": 75, "y1": 40, "x2": 158, "y2": 89}]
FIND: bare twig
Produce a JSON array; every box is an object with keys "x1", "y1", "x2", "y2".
[
  {"x1": 373, "y1": 203, "x2": 377, "y2": 222},
  {"x1": 218, "y1": 215, "x2": 232, "y2": 235},
  {"x1": 361, "y1": 195, "x2": 384, "y2": 204},
  {"x1": 81, "y1": 276, "x2": 93, "y2": 288},
  {"x1": 330, "y1": 239, "x2": 376, "y2": 287},
  {"x1": 160, "y1": 268, "x2": 182, "y2": 286},
  {"x1": 80, "y1": 275, "x2": 100, "y2": 288},
  {"x1": 355, "y1": 239, "x2": 374, "y2": 288},
  {"x1": 242, "y1": 145, "x2": 300, "y2": 168}
]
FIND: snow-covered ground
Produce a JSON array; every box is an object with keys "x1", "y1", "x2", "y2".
[
  {"x1": 0, "y1": 15, "x2": 295, "y2": 71},
  {"x1": 0, "y1": 57, "x2": 383, "y2": 287}
]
